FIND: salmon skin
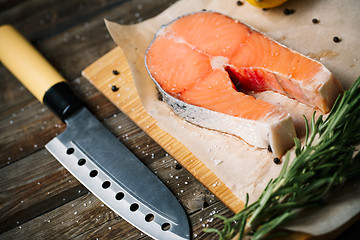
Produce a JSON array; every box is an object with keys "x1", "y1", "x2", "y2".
[{"x1": 145, "y1": 11, "x2": 343, "y2": 157}]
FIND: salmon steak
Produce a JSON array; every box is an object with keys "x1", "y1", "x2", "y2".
[{"x1": 145, "y1": 11, "x2": 343, "y2": 157}]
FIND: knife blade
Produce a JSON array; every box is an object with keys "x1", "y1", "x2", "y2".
[{"x1": 0, "y1": 24, "x2": 190, "y2": 240}]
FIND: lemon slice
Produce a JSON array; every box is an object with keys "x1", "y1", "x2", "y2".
[{"x1": 246, "y1": 0, "x2": 288, "y2": 8}]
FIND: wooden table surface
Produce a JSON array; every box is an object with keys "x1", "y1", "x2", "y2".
[{"x1": 0, "y1": 0, "x2": 358, "y2": 239}]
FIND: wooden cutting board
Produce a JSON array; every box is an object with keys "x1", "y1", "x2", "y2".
[
  {"x1": 82, "y1": 46, "x2": 244, "y2": 213},
  {"x1": 83, "y1": 46, "x2": 360, "y2": 240}
]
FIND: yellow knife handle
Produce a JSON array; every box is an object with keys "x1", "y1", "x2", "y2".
[
  {"x1": 0, "y1": 25, "x2": 82, "y2": 120},
  {"x1": 0, "y1": 25, "x2": 65, "y2": 102}
]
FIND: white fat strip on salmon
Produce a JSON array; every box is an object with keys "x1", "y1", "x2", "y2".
[{"x1": 145, "y1": 11, "x2": 343, "y2": 157}]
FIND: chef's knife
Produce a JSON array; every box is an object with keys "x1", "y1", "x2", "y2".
[{"x1": 0, "y1": 25, "x2": 190, "y2": 240}]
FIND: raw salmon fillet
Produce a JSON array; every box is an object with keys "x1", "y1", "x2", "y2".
[{"x1": 145, "y1": 11, "x2": 343, "y2": 157}]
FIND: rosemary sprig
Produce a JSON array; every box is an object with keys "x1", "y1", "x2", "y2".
[{"x1": 204, "y1": 76, "x2": 360, "y2": 240}]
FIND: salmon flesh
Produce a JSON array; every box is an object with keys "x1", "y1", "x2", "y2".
[{"x1": 145, "y1": 11, "x2": 343, "y2": 157}]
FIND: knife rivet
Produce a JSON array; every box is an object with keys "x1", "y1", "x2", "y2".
[
  {"x1": 89, "y1": 170, "x2": 98, "y2": 178},
  {"x1": 102, "y1": 181, "x2": 111, "y2": 189}
]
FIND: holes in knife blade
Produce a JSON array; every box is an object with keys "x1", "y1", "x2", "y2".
[
  {"x1": 78, "y1": 158, "x2": 86, "y2": 166},
  {"x1": 161, "y1": 222, "x2": 171, "y2": 231},
  {"x1": 102, "y1": 181, "x2": 111, "y2": 189},
  {"x1": 130, "y1": 203, "x2": 139, "y2": 212},
  {"x1": 145, "y1": 213, "x2": 154, "y2": 222},
  {"x1": 89, "y1": 170, "x2": 98, "y2": 178},
  {"x1": 115, "y1": 192, "x2": 124, "y2": 200},
  {"x1": 66, "y1": 147, "x2": 75, "y2": 155}
]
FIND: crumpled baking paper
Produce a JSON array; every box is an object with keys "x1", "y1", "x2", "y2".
[{"x1": 105, "y1": 0, "x2": 360, "y2": 236}]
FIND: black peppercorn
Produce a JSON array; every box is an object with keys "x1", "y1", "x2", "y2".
[
  {"x1": 263, "y1": 8, "x2": 269, "y2": 11},
  {"x1": 112, "y1": 70, "x2": 120, "y2": 75},
  {"x1": 333, "y1": 36, "x2": 341, "y2": 43},
  {"x1": 273, "y1": 157, "x2": 281, "y2": 164},
  {"x1": 111, "y1": 85, "x2": 119, "y2": 92},
  {"x1": 312, "y1": 18, "x2": 319, "y2": 24},
  {"x1": 283, "y1": 8, "x2": 295, "y2": 15},
  {"x1": 236, "y1": 1, "x2": 243, "y2": 6},
  {"x1": 175, "y1": 163, "x2": 182, "y2": 170},
  {"x1": 267, "y1": 145, "x2": 272, "y2": 153}
]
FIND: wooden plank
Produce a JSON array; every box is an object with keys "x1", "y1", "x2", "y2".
[
  {"x1": 0, "y1": 0, "x2": 179, "y2": 165},
  {"x1": 0, "y1": 0, "x2": 232, "y2": 238},
  {"x1": 0, "y1": 191, "x2": 227, "y2": 240},
  {"x1": 0, "y1": 148, "x2": 86, "y2": 233},
  {"x1": 82, "y1": 46, "x2": 244, "y2": 213},
  {"x1": 0, "y1": 7, "x2": 120, "y2": 164},
  {"x1": 0, "y1": 91, "x2": 117, "y2": 167},
  {"x1": 0, "y1": 108, "x2": 220, "y2": 234},
  {"x1": 1, "y1": 0, "x2": 356, "y2": 238}
]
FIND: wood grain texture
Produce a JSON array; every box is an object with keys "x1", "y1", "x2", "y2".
[
  {"x1": 1, "y1": 1, "x2": 225, "y2": 239},
  {"x1": 0, "y1": 0, "x2": 358, "y2": 239},
  {"x1": 80, "y1": 45, "x2": 316, "y2": 240}
]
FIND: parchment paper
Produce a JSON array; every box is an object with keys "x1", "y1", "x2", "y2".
[{"x1": 105, "y1": 0, "x2": 360, "y2": 236}]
